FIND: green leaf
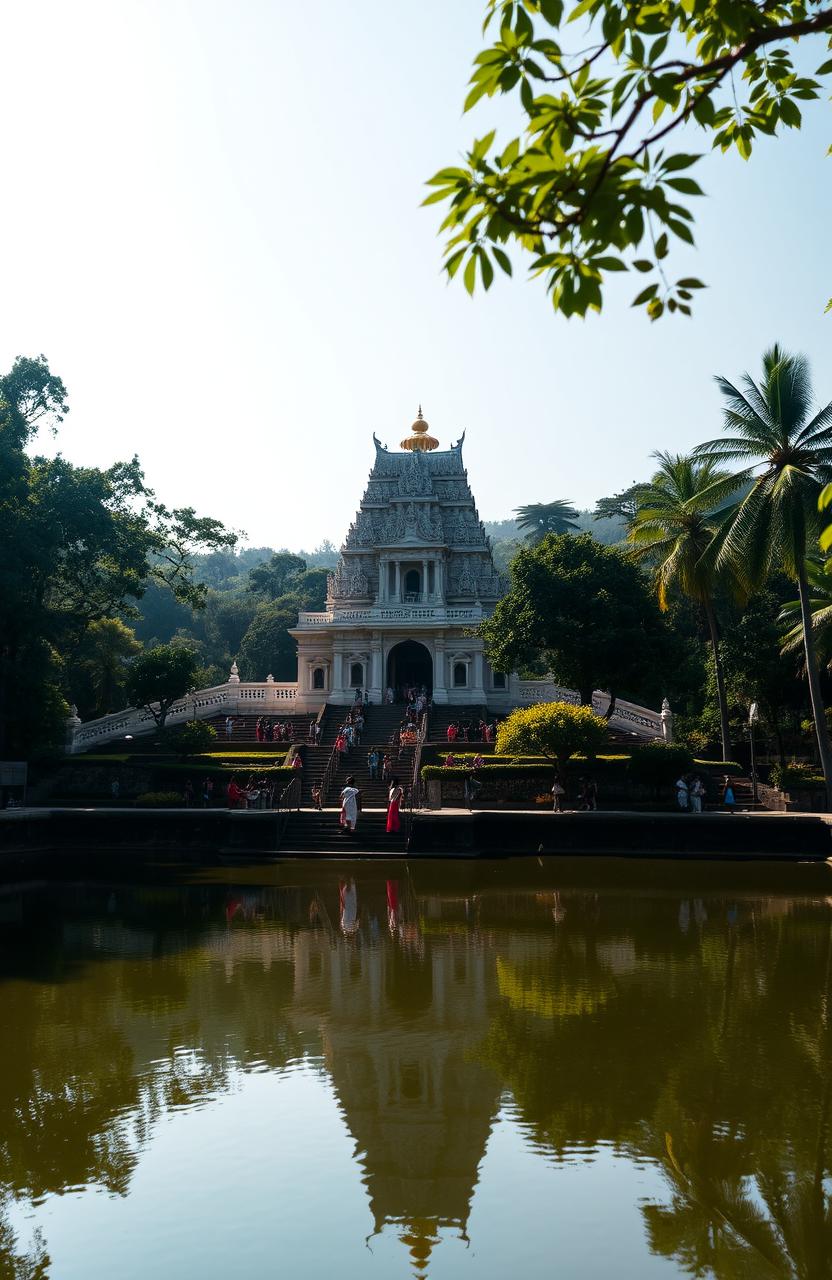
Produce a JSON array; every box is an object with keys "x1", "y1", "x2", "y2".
[
  {"x1": 592, "y1": 256, "x2": 627, "y2": 271},
  {"x1": 463, "y1": 254, "x2": 478, "y2": 296},
  {"x1": 661, "y1": 153, "x2": 700, "y2": 172},
  {"x1": 445, "y1": 248, "x2": 467, "y2": 279},
  {"x1": 632, "y1": 259, "x2": 654, "y2": 272},
  {"x1": 655, "y1": 232, "x2": 668, "y2": 260},
  {"x1": 666, "y1": 177, "x2": 704, "y2": 195},
  {"x1": 668, "y1": 218, "x2": 695, "y2": 244},
  {"x1": 676, "y1": 278, "x2": 705, "y2": 289},
  {"x1": 647, "y1": 297, "x2": 664, "y2": 321},
  {"x1": 479, "y1": 248, "x2": 495, "y2": 290},
  {"x1": 816, "y1": 58, "x2": 832, "y2": 75},
  {"x1": 632, "y1": 283, "x2": 659, "y2": 305},
  {"x1": 779, "y1": 97, "x2": 802, "y2": 128},
  {"x1": 492, "y1": 247, "x2": 513, "y2": 275}
]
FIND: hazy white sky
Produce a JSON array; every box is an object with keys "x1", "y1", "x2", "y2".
[{"x1": 2, "y1": 0, "x2": 830, "y2": 550}]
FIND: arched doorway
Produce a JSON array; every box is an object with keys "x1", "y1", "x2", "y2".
[{"x1": 387, "y1": 640, "x2": 432, "y2": 696}]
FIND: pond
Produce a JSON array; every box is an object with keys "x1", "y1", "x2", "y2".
[{"x1": 1, "y1": 857, "x2": 831, "y2": 1279}]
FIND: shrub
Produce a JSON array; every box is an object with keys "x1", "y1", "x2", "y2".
[
  {"x1": 769, "y1": 763, "x2": 825, "y2": 790},
  {"x1": 164, "y1": 720, "x2": 218, "y2": 756},
  {"x1": 496, "y1": 702, "x2": 608, "y2": 771},
  {"x1": 135, "y1": 791, "x2": 184, "y2": 807},
  {"x1": 626, "y1": 742, "x2": 693, "y2": 786}
]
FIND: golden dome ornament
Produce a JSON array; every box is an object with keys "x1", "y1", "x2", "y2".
[{"x1": 400, "y1": 405, "x2": 439, "y2": 452}]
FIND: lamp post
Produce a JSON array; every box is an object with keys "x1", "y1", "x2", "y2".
[{"x1": 749, "y1": 701, "x2": 760, "y2": 803}]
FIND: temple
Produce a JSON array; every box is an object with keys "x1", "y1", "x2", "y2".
[{"x1": 291, "y1": 410, "x2": 513, "y2": 710}]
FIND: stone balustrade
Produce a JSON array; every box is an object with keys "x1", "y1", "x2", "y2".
[
  {"x1": 516, "y1": 681, "x2": 663, "y2": 739},
  {"x1": 71, "y1": 681, "x2": 301, "y2": 752},
  {"x1": 71, "y1": 676, "x2": 664, "y2": 752}
]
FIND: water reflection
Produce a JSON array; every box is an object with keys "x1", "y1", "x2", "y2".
[{"x1": 1, "y1": 862, "x2": 831, "y2": 1278}]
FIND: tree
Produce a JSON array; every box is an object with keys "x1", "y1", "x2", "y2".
[
  {"x1": 124, "y1": 645, "x2": 200, "y2": 732},
  {"x1": 696, "y1": 344, "x2": 832, "y2": 801},
  {"x1": 481, "y1": 532, "x2": 674, "y2": 712},
  {"x1": 69, "y1": 618, "x2": 142, "y2": 719},
  {"x1": 0, "y1": 354, "x2": 235, "y2": 753},
  {"x1": 247, "y1": 552, "x2": 307, "y2": 599},
  {"x1": 781, "y1": 558, "x2": 832, "y2": 670},
  {"x1": 425, "y1": 0, "x2": 831, "y2": 319},
  {"x1": 627, "y1": 451, "x2": 740, "y2": 761},
  {"x1": 496, "y1": 701, "x2": 608, "y2": 772},
  {"x1": 515, "y1": 500, "x2": 580, "y2": 543},
  {"x1": 237, "y1": 602, "x2": 299, "y2": 681},
  {"x1": 594, "y1": 484, "x2": 645, "y2": 527}
]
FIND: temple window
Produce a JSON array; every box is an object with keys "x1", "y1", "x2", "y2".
[
  {"x1": 404, "y1": 568, "x2": 421, "y2": 601},
  {"x1": 493, "y1": 672, "x2": 507, "y2": 689},
  {"x1": 350, "y1": 662, "x2": 364, "y2": 687},
  {"x1": 312, "y1": 667, "x2": 326, "y2": 690},
  {"x1": 453, "y1": 662, "x2": 468, "y2": 688}
]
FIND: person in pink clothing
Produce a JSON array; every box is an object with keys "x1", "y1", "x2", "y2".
[{"x1": 386, "y1": 777, "x2": 404, "y2": 833}]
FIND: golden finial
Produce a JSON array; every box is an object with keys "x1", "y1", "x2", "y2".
[{"x1": 400, "y1": 405, "x2": 439, "y2": 452}]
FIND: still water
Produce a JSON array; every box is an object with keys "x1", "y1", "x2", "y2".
[{"x1": 1, "y1": 858, "x2": 831, "y2": 1280}]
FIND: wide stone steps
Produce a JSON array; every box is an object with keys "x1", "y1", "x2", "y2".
[{"x1": 279, "y1": 810, "x2": 407, "y2": 854}]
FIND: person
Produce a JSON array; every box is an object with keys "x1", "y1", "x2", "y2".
[
  {"x1": 447, "y1": 723, "x2": 458, "y2": 743},
  {"x1": 184, "y1": 778, "x2": 195, "y2": 808},
  {"x1": 202, "y1": 776, "x2": 213, "y2": 808},
  {"x1": 314, "y1": 721, "x2": 322, "y2": 744},
  {"x1": 311, "y1": 780, "x2": 323, "y2": 811},
  {"x1": 382, "y1": 753, "x2": 392, "y2": 782},
  {"x1": 110, "y1": 778, "x2": 120, "y2": 802},
  {"x1": 723, "y1": 775, "x2": 736, "y2": 812},
  {"x1": 291, "y1": 752, "x2": 303, "y2": 771},
  {"x1": 367, "y1": 748, "x2": 379, "y2": 781},
  {"x1": 551, "y1": 774, "x2": 565, "y2": 812},
  {"x1": 225, "y1": 715, "x2": 234, "y2": 739},
  {"x1": 690, "y1": 776, "x2": 705, "y2": 814},
  {"x1": 445, "y1": 752, "x2": 456, "y2": 768},
  {"x1": 675, "y1": 775, "x2": 690, "y2": 811},
  {"x1": 580, "y1": 776, "x2": 598, "y2": 811},
  {"x1": 464, "y1": 769, "x2": 482, "y2": 809},
  {"x1": 339, "y1": 776, "x2": 361, "y2": 834},
  {"x1": 472, "y1": 752, "x2": 485, "y2": 769},
  {"x1": 387, "y1": 776, "x2": 404, "y2": 833},
  {"x1": 227, "y1": 775, "x2": 243, "y2": 809},
  {"x1": 255, "y1": 716, "x2": 264, "y2": 743},
  {"x1": 386, "y1": 686, "x2": 394, "y2": 704}
]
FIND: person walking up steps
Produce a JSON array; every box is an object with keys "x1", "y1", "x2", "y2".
[
  {"x1": 339, "y1": 776, "x2": 361, "y2": 834},
  {"x1": 386, "y1": 776, "x2": 404, "y2": 834}
]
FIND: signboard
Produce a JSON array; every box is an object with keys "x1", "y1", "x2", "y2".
[{"x1": 0, "y1": 762, "x2": 27, "y2": 787}]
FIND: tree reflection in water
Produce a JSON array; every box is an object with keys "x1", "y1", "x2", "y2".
[{"x1": 0, "y1": 866, "x2": 831, "y2": 1278}]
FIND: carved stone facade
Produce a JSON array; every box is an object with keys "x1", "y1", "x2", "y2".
[{"x1": 290, "y1": 431, "x2": 515, "y2": 708}]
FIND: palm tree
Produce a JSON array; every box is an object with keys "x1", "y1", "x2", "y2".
[
  {"x1": 695, "y1": 344, "x2": 832, "y2": 800},
  {"x1": 780, "y1": 559, "x2": 832, "y2": 670},
  {"x1": 514, "y1": 500, "x2": 580, "y2": 544},
  {"x1": 628, "y1": 451, "x2": 740, "y2": 762}
]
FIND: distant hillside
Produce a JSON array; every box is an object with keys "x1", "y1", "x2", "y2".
[{"x1": 484, "y1": 511, "x2": 626, "y2": 548}]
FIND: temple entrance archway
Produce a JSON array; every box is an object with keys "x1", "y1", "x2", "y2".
[{"x1": 386, "y1": 640, "x2": 432, "y2": 696}]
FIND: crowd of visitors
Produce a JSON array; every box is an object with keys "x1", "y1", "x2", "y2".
[
  {"x1": 675, "y1": 773, "x2": 737, "y2": 812},
  {"x1": 446, "y1": 719, "x2": 496, "y2": 743}
]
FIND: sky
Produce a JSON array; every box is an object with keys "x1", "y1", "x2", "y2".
[{"x1": 1, "y1": 0, "x2": 830, "y2": 551}]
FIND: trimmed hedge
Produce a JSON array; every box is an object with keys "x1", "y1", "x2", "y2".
[
  {"x1": 423, "y1": 764, "x2": 554, "y2": 781},
  {"x1": 135, "y1": 791, "x2": 184, "y2": 808}
]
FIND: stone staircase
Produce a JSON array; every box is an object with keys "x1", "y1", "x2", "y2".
[{"x1": 278, "y1": 809, "x2": 407, "y2": 854}]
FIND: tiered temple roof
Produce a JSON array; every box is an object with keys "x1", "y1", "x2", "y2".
[{"x1": 327, "y1": 418, "x2": 506, "y2": 607}]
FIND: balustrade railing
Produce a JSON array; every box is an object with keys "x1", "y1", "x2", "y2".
[
  {"x1": 516, "y1": 681, "x2": 662, "y2": 738},
  {"x1": 72, "y1": 680, "x2": 302, "y2": 750}
]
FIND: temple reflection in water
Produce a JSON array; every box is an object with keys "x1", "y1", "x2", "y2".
[{"x1": 1, "y1": 861, "x2": 831, "y2": 1279}]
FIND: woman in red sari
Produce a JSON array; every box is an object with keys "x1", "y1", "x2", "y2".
[{"x1": 386, "y1": 776, "x2": 404, "y2": 834}]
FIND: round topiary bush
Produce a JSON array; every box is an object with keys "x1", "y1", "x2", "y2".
[{"x1": 496, "y1": 701, "x2": 608, "y2": 773}]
